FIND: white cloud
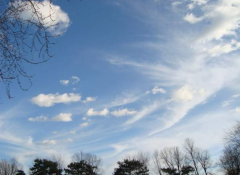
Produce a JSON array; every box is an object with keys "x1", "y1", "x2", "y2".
[
  {"x1": 173, "y1": 86, "x2": 205, "y2": 102},
  {"x1": 38, "y1": 138, "x2": 73, "y2": 145},
  {"x1": 235, "y1": 107, "x2": 240, "y2": 113},
  {"x1": 86, "y1": 108, "x2": 109, "y2": 116},
  {"x1": 52, "y1": 131, "x2": 58, "y2": 135},
  {"x1": 187, "y1": 0, "x2": 207, "y2": 9},
  {"x1": 70, "y1": 130, "x2": 76, "y2": 134},
  {"x1": 184, "y1": 13, "x2": 203, "y2": 24},
  {"x1": 60, "y1": 80, "x2": 69, "y2": 85},
  {"x1": 72, "y1": 76, "x2": 80, "y2": 84},
  {"x1": 80, "y1": 122, "x2": 89, "y2": 127},
  {"x1": 152, "y1": 86, "x2": 166, "y2": 94},
  {"x1": 125, "y1": 103, "x2": 159, "y2": 125},
  {"x1": 51, "y1": 113, "x2": 72, "y2": 122},
  {"x1": 185, "y1": 0, "x2": 240, "y2": 42},
  {"x1": 111, "y1": 108, "x2": 137, "y2": 117},
  {"x1": 39, "y1": 140, "x2": 57, "y2": 145},
  {"x1": 83, "y1": 97, "x2": 97, "y2": 103},
  {"x1": 28, "y1": 115, "x2": 48, "y2": 122},
  {"x1": 11, "y1": 0, "x2": 70, "y2": 35},
  {"x1": 233, "y1": 94, "x2": 240, "y2": 98},
  {"x1": 207, "y1": 40, "x2": 240, "y2": 57},
  {"x1": 31, "y1": 93, "x2": 81, "y2": 107},
  {"x1": 222, "y1": 100, "x2": 233, "y2": 107}
]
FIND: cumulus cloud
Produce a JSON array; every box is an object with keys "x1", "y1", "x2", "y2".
[
  {"x1": 51, "y1": 113, "x2": 72, "y2": 122},
  {"x1": 11, "y1": 0, "x2": 70, "y2": 35},
  {"x1": 60, "y1": 80, "x2": 69, "y2": 85},
  {"x1": 83, "y1": 97, "x2": 97, "y2": 103},
  {"x1": 173, "y1": 86, "x2": 205, "y2": 102},
  {"x1": 152, "y1": 86, "x2": 166, "y2": 94},
  {"x1": 39, "y1": 140, "x2": 57, "y2": 145},
  {"x1": 187, "y1": 0, "x2": 207, "y2": 9},
  {"x1": 28, "y1": 115, "x2": 48, "y2": 122},
  {"x1": 233, "y1": 94, "x2": 240, "y2": 98},
  {"x1": 235, "y1": 107, "x2": 240, "y2": 113},
  {"x1": 31, "y1": 93, "x2": 81, "y2": 107},
  {"x1": 207, "y1": 40, "x2": 240, "y2": 57},
  {"x1": 184, "y1": 0, "x2": 240, "y2": 42},
  {"x1": 80, "y1": 122, "x2": 89, "y2": 127},
  {"x1": 72, "y1": 76, "x2": 80, "y2": 84},
  {"x1": 184, "y1": 13, "x2": 203, "y2": 24},
  {"x1": 60, "y1": 76, "x2": 80, "y2": 86},
  {"x1": 86, "y1": 108, "x2": 109, "y2": 116},
  {"x1": 111, "y1": 108, "x2": 137, "y2": 117}
]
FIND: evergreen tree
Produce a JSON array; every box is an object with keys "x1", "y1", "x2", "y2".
[
  {"x1": 30, "y1": 159, "x2": 62, "y2": 175},
  {"x1": 64, "y1": 160, "x2": 97, "y2": 175},
  {"x1": 113, "y1": 159, "x2": 149, "y2": 175}
]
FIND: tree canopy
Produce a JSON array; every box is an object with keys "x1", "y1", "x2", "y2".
[{"x1": 113, "y1": 159, "x2": 149, "y2": 175}]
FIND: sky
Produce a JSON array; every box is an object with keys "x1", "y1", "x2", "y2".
[{"x1": 0, "y1": 0, "x2": 240, "y2": 174}]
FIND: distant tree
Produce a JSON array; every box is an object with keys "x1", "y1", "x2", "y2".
[
  {"x1": 184, "y1": 139, "x2": 200, "y2": 175},
  {"x1": 0, "y1": 158, "x2": 20, "y2": 175},
  {"x1": 64, "y1": 160, "x2": 97, "y2": 175},
  {"x1": 72, "y1": 151, "x2": 102, "y2": 174},
  {"x1": 161, "y1": 168, "x2": 177, "y2": 175},
  {"x1": 51, "y1": 154, "x2": 66, "y2": 170},
  {"x1": 30, "y1": 158, "x2": 62, "y2": 175},
  {"x1": 181, "y1": 166, "x2": 195, "y2": 175},
  {"x1": 113, "y1": 159, "x2": 149, "y2": 175},
  {"x1": 0, "y1": 0, "x2": 69, "y2": 98},
  {"x1": 152, "y1": 150, "x2": 163, "y2": 175},
  {"x1": 16, "y1": 170, "x2": 26, "y2": 175},
  {"x1": 219, "y1": 122, "x2": 240, "y2": 175}
]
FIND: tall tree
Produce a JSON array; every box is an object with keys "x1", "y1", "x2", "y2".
[
  {"x1": 0, "y1": 158, "x2": 20, "y2": 175},
  {"x1": 72, "y1": 151, "x2": 102, "y2": 174},
  {"x1": 219, "y1": 121, "x2": 240, "y2": 175},
  {"x1": 184, "y1": 139, "x2": 200, "y2": 175},
  {"x1": 113, "y1": 159, "x2": 149, "y2": 175},
  {"x1": 30, "y1": 158, "x2": 62, "y2": 175},
  {"x1": 152, "y1": 150, "x2": 163, "y2": 175},
  {"x1": 64, "y1": 160, "x2": 97, "y2": 175}
]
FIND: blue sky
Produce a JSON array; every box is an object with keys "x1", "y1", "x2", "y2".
[{"x1": 1, "y1": 0, "x2": 240, "y2": 174}]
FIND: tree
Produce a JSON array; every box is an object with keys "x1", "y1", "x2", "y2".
[
  {"x1": 51, "y1": 154, "x2": 65, "y2": 170},
  {"x1": 152, "y1": 150, "x2": 163, "y2": 175},
  {"x1": 219, "y1": 145, "x2": 240, "y2": 175},
  {"x1": 0, "y1": 0, "x2": 69, "y2": 98},
  {"x1": 113, "y1": 159, "x2": 149, "y2": 175},
  {"x1": 16, "y1": 170, "x2": 26, "y2": 175},
  {"x1": 64, "y1": 160, "x2": 97, "y2": 175},
  {"x1": 184, "y1": 139, "x2": 200, "y2": 175},
  {"x1": 29, "y1": 158, "x2": 62, "y2": 175},
  {"x1": 72, "y1": 151, "x2": 102, "y2": 174},
  {"x1": 219, "y1": 122, "x2": 240, "y2": 175},
  {"x1": 0, "y1": 158, "x2": 20, "y2": 175}
]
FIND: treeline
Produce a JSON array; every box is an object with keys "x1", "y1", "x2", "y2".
[{"x1": 1, "y1": 121, "x2": 240, "y2": 175}]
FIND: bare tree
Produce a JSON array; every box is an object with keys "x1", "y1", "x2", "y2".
[
  {"x1": 197, "y1": 150, "x2": 212, "y2": 175},
  {"x1": 0, "y1": 158, "x2": 21, "y2": 175},
  {"x1": 134, "y1": 151, "x2": 150, "y2": 167},
  {"x1": 152, "y1": 150, "x2": 163, "y2": 175},
  {"x1": 160, "y1": 147, "x2": 175, "y2": 170},
  {"x1": 72, "y1": 151, "x2": 102, "y2": 175},
  {"x1": 219, "y1": 145, "x2": 240, "y2": 175},
  {"x1": 184, "y1": 138, "x2": 200, "y2": 175},
  {"x1": 51, "y1": 154, "x2": 65, "y2": 170},
  {"x1": 0, "y1": 0, "x2": 69, "y2": 98}
]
